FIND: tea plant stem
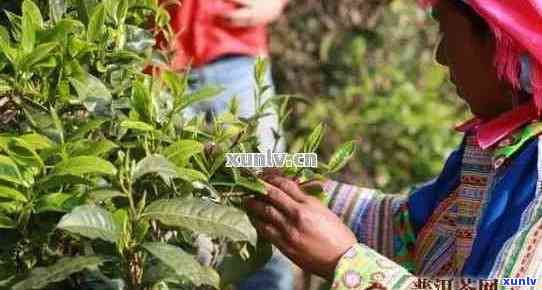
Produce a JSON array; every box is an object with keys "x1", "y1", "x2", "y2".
[
  {"x1": 119, "y1": 167, "x2": 138, "y2": 218},
  {"x1": 127, "y1": 184, "x2": 137, "y2": 218}
]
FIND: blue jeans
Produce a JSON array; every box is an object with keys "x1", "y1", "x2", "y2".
[
  {"x1": 185, "y1": 56, "x2": 284, "y2": 152},
  {"x1": 186, "y1": 56, "x2": 292, "y2": 290},
  {"x1": 236, "y1": 250, "x2": 294, "y2": 290}
]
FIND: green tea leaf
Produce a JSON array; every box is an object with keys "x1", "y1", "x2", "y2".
[
  {"x1": 38, "y1": 175, "x2": 91, "y2": 192},
  {"x1": 0, "y1": 26, "x2": 19, "y2": 64},
  {"x1": 12, "y1": 256, "x2": 105, "y2": 290},
  {"x1": 40, "y1": 19, "x2": 84, "y2": 43},
  {"x1": 35, "y1": 193, "x2": 82, "y2": 213},
  {"x1": 0, "y1": 78, "x2": 12, "y2": 95},
  {"x1": 0, "y1": 155, "x2": 24, "y2": 186},
  {"x1": 154, "y1": 6, "x2": 171, "y2": 28},
  {"x1": 176, "y1": 167, "x2": 208, "y2": 182},
  {"x1": 25, "y1": 0, "x2": 43, "y2": 28},
  {"x1": 0, "y1": 186, "x2": 27, "y2": 202},
  {"x1": 163, "y1": 140, "x2": 204, "y2": 167},
  {"x1": 237, "y1": 176, "x2": 266, "y2": 195},
  {"x1": 21, "y1": 0, "x2": 43, "y2": 53},
  {"x1": 68, "y1": 37, "x2": 94, "y2": 58},
  {"x1": 69, "y1": 139, "x2": 118, "y2": 157},
  {"x1": 53, "y1": 156, "x2": 117, "y2": 176},
  {"x1": 0, "y1": 275, "x2": 15, "y2": 289},
  {"x1": 112, "y1": 208, "x2": 129, "y2": 232},
  {"x1": 87, "y1": 3, "x2": 106, "y2": 42},
  {"x1": 130, "y1": 220, "x2": 148, "y2": 245},
  {"x1": 70, "y1": 118, "x2": 107, "y2": 140},
  {"x1": 87, "y1": 189, "x2": 126, "y2": 203},
  {"x1": 130, "y1": 79, "x2": 155, "y2": 123},
  {"x1": 116, "y1": 0, "x2": 129, "y2": 24},
  {"x1": 0, "y1": 214, "x2": 15, "y2": 229},
  {"x1": 4, "y1": 11, "x2": 22, "y2": 41},
  {"x1": 69, "y1": 72, "x2": 112, "y2": 114},
  {"x1": 254, "y1": 58, "x2": 269, "y2": 87},
  {"x1": 2, "y1": 137, "x2": 44, "y2": 170},
  {"x1": 74, "y1": 0, "x2": 98, "y2": 25},
  {"x1": 142, "y1": 242, "x2": 219, "y2": 288},
  {"x1": 327, "y1": 141, "x2": 356, "y2": 173},
  {"x1": 143, "y1": 198, "x2": 257, "y2": 246},
  {"x1": 21, "y1": 106, "x2": 60, "y2": 143},
  {"x1": 141, "y1": 258, "x2": 179, "y2": 284},
  {"x1": 57, "y1": 205, "x2": 120, "y2": 243},
  {"x1": 20, "y1": 42, "x2": 59, "y2": 71},
  {"x1": 0, "y1": 202, "x2": 19, "y2": 214},
  {"x1": 18, "y1": 133, "x2": 54, "y2": 151},
  {"x1": 303, "y1": 123, "x2": 324, "y2": 153},
  {"x1": 132, "y1": 154, "x2": 208, "y2": 185},
  {"x1": 162, "y1": 70, "x2": 187, "y2": 98},
  {"x1": 176, "y1": 86, "x2": 222, "y2": 111},
  {"x1": 49, "y1": 106, "x2": 64, "y2": 144},
  {"x1": 120, "y1": 120, "x2": 155, "y2": 132},
  {"x1": 133, "y1": 154, "x2": 177, "y2": 183}
]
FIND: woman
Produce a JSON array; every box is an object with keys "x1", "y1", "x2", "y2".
[{"x1": 245, "y1": 0, "x2": 542, "y2": 288}]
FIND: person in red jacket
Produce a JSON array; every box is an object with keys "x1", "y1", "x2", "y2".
[
  {"x1": 163, "y1": 1, "x2": 292, "y2": 290},
  {"x1": 167, "y1": 0, "x2": 287, "y2": 70},
  {"x1": 165, "y1": 0, "x2": 288, "y2": 152}
]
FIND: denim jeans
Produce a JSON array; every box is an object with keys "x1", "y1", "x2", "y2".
[
  {"x1": 186, "y1": 56, "x2": 292, "y2": 290},
  {"x1": 185, "y1": 56, "x2": 284, "y2": 152},
  {"x1": 236, "y1": 249, "x2": 294, "y2": 290}
]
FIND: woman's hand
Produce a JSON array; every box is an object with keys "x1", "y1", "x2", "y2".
[
  {"x1": 244, "y1": 174, "x2": 358, "y2": 279},
  {"x1": 220, "y1": 0, "x2": 288, "y2": 27}
]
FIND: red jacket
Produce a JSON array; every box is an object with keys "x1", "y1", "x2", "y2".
[{"x1": 165, "y1": 0, "x2": 269, "y2": 70}]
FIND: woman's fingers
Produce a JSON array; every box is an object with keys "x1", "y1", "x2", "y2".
[
  {"x1": 261, "y1": 181, "x2": 299, "y2": 216},
  {"x1": 250, "y1": 216, "x2": 289, "y2": 252},
  {"x1": 299, "y1": 179, "x2": 324, "y2": 191},
  {"x1": 264, "y1": 175, "x2": 308, "y2": 203},
  {"x1": 261, "y1": 167, "x2": 283, "y2": 179},
  {"x1": 244, "y1": 198, "x2": 291, "y2": 233}
]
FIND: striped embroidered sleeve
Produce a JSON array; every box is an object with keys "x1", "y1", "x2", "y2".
[
  {"x1": 489, "y1": 215, "x2": 542, "y2": 280},
  {"x1": 329, "y1": 216, "x2": 542, "y2": 290},
  {"x1": 323, "y1": 180, "x2": 416, "y2": 271},
  {"x1": 331, "y1": 243, "x2": 417, "y2": 290}
]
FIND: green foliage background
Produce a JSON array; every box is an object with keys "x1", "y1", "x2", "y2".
[{"x1": 272, "y1": 0, "x2": 469, "y2": 193}]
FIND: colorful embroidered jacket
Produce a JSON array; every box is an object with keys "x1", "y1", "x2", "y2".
[{"x1": 324, "y1": 120, "x2": 542, "y2": 289}]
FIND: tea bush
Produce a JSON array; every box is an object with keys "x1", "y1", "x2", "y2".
[{"x1": 0, "y1": 1, "x2": 355, "y2": 289}]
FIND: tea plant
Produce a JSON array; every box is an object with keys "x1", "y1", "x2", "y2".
[{"x1": 0, "y1": 1, "x2": 355, "y2": 290}]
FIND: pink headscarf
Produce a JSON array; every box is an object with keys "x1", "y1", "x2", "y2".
[{"x1": 421, "y1": 0, "x2": 542, "y2": 115}]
